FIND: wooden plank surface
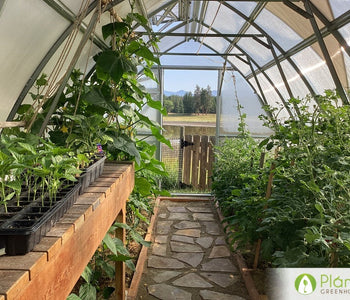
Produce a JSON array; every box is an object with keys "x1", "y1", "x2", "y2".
[
  {"x1": 199, "y1": 136, "x2": 209, "y2": 190},
  {"x1": 182, "y1": 135, "x2": 193, "y2": 185},
  {"x1": 0, "y1": 162, "x2": 134, "y2": 300},
  {"x1": 191, "y1": 135, "x2": 201, "y2": 188}
]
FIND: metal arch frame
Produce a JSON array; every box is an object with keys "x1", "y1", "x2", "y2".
[
  {"x1": 303, "y1": 0, "x2": 349, "y2": 104},
  {"x1": 156, "y1": 38, "x2": 272, "y2": 121},
  {"x1": 220, "y1": 1, "x2": 317, "y2": 101},
  {"x1": 6, "y1": 0, "x2": 125, "y2": 122},
  {"x1": 147, "y1": 2, "x2": 299, "y2": 117}
]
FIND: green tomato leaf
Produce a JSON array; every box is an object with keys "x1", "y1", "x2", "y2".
[
  {"x1": 79, "y1": 283, "x2": 96, "y2": 300},
  {"x1": 102, "y1": 22, "x2": 129, "y2": 40}
]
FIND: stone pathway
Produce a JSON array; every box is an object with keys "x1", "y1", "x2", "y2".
[{"x1": 136, "y1": 200, "x2": 249, "y2": 299}]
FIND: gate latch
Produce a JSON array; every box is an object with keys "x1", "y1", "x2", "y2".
[{"x1": 180, "y1": 138, "x2": 194, "y2": 149}]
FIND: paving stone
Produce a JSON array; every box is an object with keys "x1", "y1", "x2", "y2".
[
  {"x1": 200, "y1": 272, "x2": 239, "y2": 288},
  {"x1": 150, "y1": 270, "x2": 181, "y2": 283},
  {"x1": 201, "y1": 258, "x2": 237, "y2": 272},
  {"x1": 187, "y1": 206, "x2": 213, "y2": 213},
  {"x1": 158, "y1": 213, "x2": 167, "y2": 219},
  {"x1": 193, "y1": 213, "x2": 215, "y2": 221},
  {"x1": 167, "y1": 206, "x2": 188, "y2": 213},
  {"x1": 209, "y1": 245, "x2": 231, "y2": 258},
  {"x1": 203, "y1": 222, "x2": 221, "y2": 235},
  {"x1": 148, "y1": 256, "x2": 185, "y2": 269},
  {"x1": 174, "y1": 228, "x2": 201, "y2": 237},
  {"x1": 148, "y1": 284, "x2": 192, "y2": 300},
  {"x1": 174, "y1": 221, "x2": 201, "y2": 229},
  {"x1": 170, "y1": 241, "x2": 203, "y2": 253},
  {"x1": 200, "y1": 290, "x2": 246, "y2": 300},
  {"x1": 171, "y1": 235, "x2": 195, "y2": 244},
  {"x1": 215, "y1": 236, "x2": 227, "y2": 245},
  {"x1": 172, "y1": 252, "x2": 204, "y2": 267},
  {"x1": 196, "y1": 237, "x2": 213, "y2": 249},
  {"x1": 155, "y1": 235, "x2": 168, "y2": 244},
  {"x1": 152, "y1": 243, "x2": 167, "y2": 257},
  {"x1": 156, "y1": 221, "x2": 173, "y2": 234},
  {"x1": 168, "y1": 213, "x2": 190, "y2": 220},
  {"x1": 173, "y1": 273, "x2": 213, "y2": 288}
]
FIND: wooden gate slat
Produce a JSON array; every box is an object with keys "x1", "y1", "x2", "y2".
[
  {"x1": 182, "y1": 135, "x2": 192, "y2": 186},
  {"x1": 207, "y1": 136, "x2": 216, "y2": 187},
  {"x1": 191, "y1": 135, "x2": 201, "y2": 188},
  {"x1": 199, "y1": 136, "x2": 209, "y2": 190}
]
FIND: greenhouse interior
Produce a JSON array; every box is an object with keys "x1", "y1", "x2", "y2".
[{"x1": 0, "y1": 0, "x2": 350, "y2": 299}]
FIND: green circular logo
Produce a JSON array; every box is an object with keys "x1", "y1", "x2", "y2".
[{"x1": 295, "y1": 274, "x2": 317, "y2": 295}]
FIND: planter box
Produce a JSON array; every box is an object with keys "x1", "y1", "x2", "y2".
[
  {"x1": 0, "y1": 183, "x2": 81, "y2": 255},
  {"x1": 78, "y1": 156, "x2": 106, "y2": 194}
]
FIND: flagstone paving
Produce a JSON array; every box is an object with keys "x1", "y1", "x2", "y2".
[{"x1": 136, "y1": 200, "x2": 249, "y2": 299}]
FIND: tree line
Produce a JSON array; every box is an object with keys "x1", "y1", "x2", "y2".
[{"x1": 164, "y1": 85, "x2": 216, "y2": 114}]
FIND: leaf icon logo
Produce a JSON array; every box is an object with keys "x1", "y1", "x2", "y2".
[{"x1": 295, "y1": 274, "x2": 317, "y2": 295}]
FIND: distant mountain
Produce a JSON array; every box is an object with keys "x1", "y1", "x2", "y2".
[
  {"x1": 164, "y1": 90, "x2": 217, "y2": 97},
  {"x1": 164, "y1": 90, "x2": 188, "y2": 97}
]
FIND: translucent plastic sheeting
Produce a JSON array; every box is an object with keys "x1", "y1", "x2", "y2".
[
  {"x1": 197, "y1": 29, "x2": 231, "y2": 54},
  {"x1": 219, "y1": 71, "x2": 272, "y2": 137},
  {"x1": 254, "y1": 72, "x2": 291, "y2": 121},
  {"x1": 227, "y1": 56, "x2": 251, "y2": 77},
  {"x1": 0, "y1": 0, "x2": 69, "y2": 121},
  {"x1": 21, "y1": 31, "x2": 101, "y2": 108},
  {"x1": 237, "y1": 36, "x2": 274, "y2": 67},
  {"x1": 280, "y1": 60, "x2": 312, "y2": 100},
  {"x1": 204, "y1": 1, "x2": 246, "y2": 34},
  {"x1": 339, "y1": 24, "x2": 350, "y2": 88},
  {"x1": 266, "y1": 2, "x2": 314, "y2": 40},
  {"x1": 159, "y1": 40, "x2": 225, "y2": 67},
  {"x1": 329, "y1": 0, "x2": 350, "y2": 18},
  {"x1": 291, "y1": 47, "x2": 336, "y2": 95},
  {"x1": 58, "y1": 0, "x2": 94, "y2": 15},
  {"x1": 255, "y1": 9, "x2": 303, "y2": 51},
  {"x1": 226, "y1": 1, "x2": 256, "y2": 17},
  {"x1": 264, "y1": 65, "x2": 290, "y2": 100}
]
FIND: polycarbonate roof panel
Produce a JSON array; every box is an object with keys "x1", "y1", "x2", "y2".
[
  {"x1": 0, "y1": 0, "x2": 69, "y2": 121},
  {"x1": 255, "y1": 73, "x2": 290, "y2": 120},
  {"x1": 225, "y1": 1, "x2": 256, "y2": 17},
  {"x1": 329, "y1": 0, "x2": 350, "y2": 18},
  {"x1": 255, "y1": 9, "x2": 303, "y2": 50},
  {"x1": 265, "y1": 2, "x2": 314, "y2": 40},
  {"x1": 265, "y1": 65, "x2": 290, "y2": 100},
  {"x1": 21, "y1": 32, "x2": 101, "y2": 106},
  {"x1": 339, "y1": 24, "x2": 350, "y2": 88},
  {"x1": 292, "y1": 47, "x2": 336, "y2": 94},
  {"x1": 204, "y1": 2, "x2": 245, "y2": 34},
  {"x1": 227, "y1": 56, "x2": 251, "y2": 76},
  {"x1": 198, "y1": 29, "x2": 231, "y2": 53},
  {"x1": 280, "y1": 60, "x2": 311, "y2": 99},
  {"x1": 219, "y1": 70, "x2": 272, "y2": 136},
  {"x1": 57, "y1": 0, "x2": 94, "y2": 15},
  {"x1": 237, "y1": 36, "x2": 273, "y2": 66}
]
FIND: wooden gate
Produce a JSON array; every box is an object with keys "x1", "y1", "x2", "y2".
[{"x1": 181, "y1": 135, "x2": 215, "y2": 191}]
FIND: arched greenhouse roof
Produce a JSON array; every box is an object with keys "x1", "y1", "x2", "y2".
[{"x1": 0, "y1": 0, "x2": 349, "y2": 126}]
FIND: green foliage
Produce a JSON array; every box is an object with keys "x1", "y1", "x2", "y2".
[
  {"x1": 212, "y1": 136, "x2": 268, "y2": 251},
  {"x1": 213, "y1": 90, "x2": 350, "y2": 268},
  {"x1": 164, "y1": 86, "x2": 216, "y2": 114}
]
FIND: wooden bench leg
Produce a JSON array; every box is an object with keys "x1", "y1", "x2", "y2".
[{"x1": 115, "y1": 204, "x2": 126, "y2": 300}]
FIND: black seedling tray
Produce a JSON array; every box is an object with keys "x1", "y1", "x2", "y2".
[
  {"x1": 78, "y1": 156, "x2": 106, "y2": 194},
  {"x1": 0, "y1": 183, "x2": 81, "y2": 255}
]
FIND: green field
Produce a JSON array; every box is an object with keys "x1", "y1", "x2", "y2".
[{"x1": 163, "y1": 113, "x2": 216, "y2": 123}]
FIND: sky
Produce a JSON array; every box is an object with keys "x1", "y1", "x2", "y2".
[{"x1": 164, "y1": 69, "x2": 218, "y2": 92}]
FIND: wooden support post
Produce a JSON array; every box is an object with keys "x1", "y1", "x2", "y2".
[{"x1": 115, "y1": 204, "x2": 126, "y2": 300}]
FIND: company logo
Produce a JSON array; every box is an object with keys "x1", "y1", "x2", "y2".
[{"x1": 295, "y1": 274, "x2": 317, "y2": 295}]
